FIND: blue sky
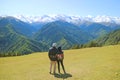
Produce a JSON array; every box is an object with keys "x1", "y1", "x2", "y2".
[{"x1": 0, "y1": 0, "x2": 120, "y2": 17}]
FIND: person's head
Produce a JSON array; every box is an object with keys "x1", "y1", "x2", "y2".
[
  {"x1": 52, "y1": 43, "x2": 57, "y2": 47},
  {"x1": 58, "y1": 46, "x2": 61, "y2": 51}
]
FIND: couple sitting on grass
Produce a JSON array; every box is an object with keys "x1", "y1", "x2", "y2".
[{"x1": 48, "y1": 43, "x2": 66, "y2": 75}]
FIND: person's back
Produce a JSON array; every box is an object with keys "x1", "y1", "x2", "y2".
[
  {"x1": 56, "y1": 46, "x2": 66, "y2": 74},
  {"x1": 48, "y1": 43, "x2": 58, "y2": 74},
  {"x1": 56, "y1": 47, "x2": 64, "y2": 60},
  {"x1": 49, "y1": 47, "x2": 58, "y2": 61}
]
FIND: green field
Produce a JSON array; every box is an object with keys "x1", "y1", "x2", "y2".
[{"x1": 0, "y1": 45, "x2": 120, "y2": 80}]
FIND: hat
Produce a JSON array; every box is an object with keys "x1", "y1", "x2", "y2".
[{"x1": 52, "y1": 43, "x2": 57, "y2": 47}]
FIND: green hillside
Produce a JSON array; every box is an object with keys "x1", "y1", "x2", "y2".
[
  {"x1": 0, "y1": 45, "x2": 120, "y2": 80},
  {"x1": 0, "y1": 16, "x2": 36, "y2": 37},
  {"x1": 96, "y1": 29, "x2": 120, "y2": 46},
  {"x1": 34, "y1": 21, "x2": 93, "y2": 49},
  {"x1": 78, "y1": 29, "x2": 120, "y2": 48},
  {"x1": 79, "y1": 23, "x2": 112, "y2": 38},
  {"x1": 0, "y1": 24, "x2": 48, "y2": 57}
]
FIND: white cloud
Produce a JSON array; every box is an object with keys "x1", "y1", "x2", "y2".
[{"x1": 10, "y1": 15, "x2": 120, "y2": 24}]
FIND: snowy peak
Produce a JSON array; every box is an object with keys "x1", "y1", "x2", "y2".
[{"x1": 2, "y1": 15, "x2": 120, "y2": 25}]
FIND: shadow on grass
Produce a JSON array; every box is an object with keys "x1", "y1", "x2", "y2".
[{"x1": 54, "y1": 73, "x2": 72, "y2": 79}]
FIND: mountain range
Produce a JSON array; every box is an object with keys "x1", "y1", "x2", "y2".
[
  {"x1": 0, "y1": 15, "x2": 120, "y2": 56},
  {"x1": 0, "y1": 17, "x2": 48, "y2": 56},
  {"x1": 12, "y1": 15, "x2": 120, "y2": 25},
  {"x1": 0, "y1": 16, "x2": 37, "y2": 37},
  {"x1": 95, "y1": 29, "x2": 120, "y2": 46},
  {"x1": 33, "y1": 21, "x2": 93, "y2": 49}
]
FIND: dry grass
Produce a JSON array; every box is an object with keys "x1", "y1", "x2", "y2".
[{"x1": 0, "y1": 45, "x2": 120, "y2": 80}]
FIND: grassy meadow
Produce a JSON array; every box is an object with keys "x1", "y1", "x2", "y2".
[{"x1": 0, "y1": 45, "x2": 120, "y2": 80}]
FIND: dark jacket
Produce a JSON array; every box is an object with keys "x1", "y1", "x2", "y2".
[{"x1": 48, "y1": 47, "x2": 58, "y2": 61}]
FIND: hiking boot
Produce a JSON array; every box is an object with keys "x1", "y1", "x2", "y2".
[
  {"x1": 58, "y1": 71, "x2": 61, "y2": 74},
  {"x1": 64, "y1": 71, "x2": 66, "y2": 74},
  {"x1": 49, "y1": 72, "x2": 52, "y2": 74},
  {"x1": 53, "y1": 72, "x2": 57, "y2": 75}
]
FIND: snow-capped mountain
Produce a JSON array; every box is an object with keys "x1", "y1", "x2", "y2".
[
  {"x1": 0, "y1": 15, "x2": 120, "y2": 53},
  {"x1": 11, "y1": 15, "x2": 120, "y2": 25}
]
